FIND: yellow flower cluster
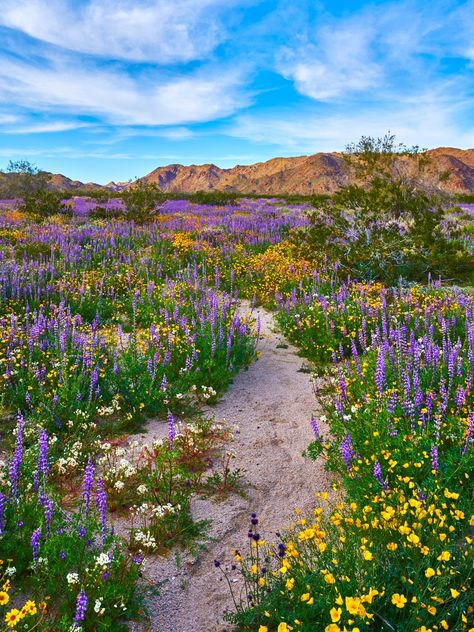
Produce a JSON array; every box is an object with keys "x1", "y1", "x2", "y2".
[
  {"x1": 233, "y1": 242, "x2": 311, "y2": 303},
  {"x1": 0, "y1": 562, "x2": 47, "y2": 629}
]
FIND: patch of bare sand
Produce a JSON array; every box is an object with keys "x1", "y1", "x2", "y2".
[{"x1": 130, "y1": 306, "x2": 332, "y2": 632}]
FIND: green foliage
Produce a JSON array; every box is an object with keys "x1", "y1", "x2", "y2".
[
  {"x1": 297, "y1": 134, "x2": 473, "y2": 284},
  {"x1": 101, "y1": 416, "x2": 239, "y2": 553},
  {"x1": 454, "y1": 193, "x2": 474, "y2": 203},
  {"x1": 186, "y1": 190, "x2": 241, "y2": 205},
  {"x1": 226, "y1": 285, "x2": 474, "y2": 631},
  {"x1": 121, "y1": 181, "x2": 165, "y2": 223},
  {"x1": 1, "y1": 160, "x2": 64, "y2": 218},
  {"x1": 0, "y1": 444, "x2": 143, "y2": 630}
]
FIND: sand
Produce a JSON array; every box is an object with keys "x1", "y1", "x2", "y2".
[{"x1": 129, "y1": 306, "x2": 331, "y2": 631}]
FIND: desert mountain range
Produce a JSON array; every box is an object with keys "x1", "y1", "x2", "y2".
[
  {"x1": 139, "y1": 148, "x2": 474, "y2": 195},
  {"x1": 2, "y1": 148, "x2": 474, "y2": 195}
]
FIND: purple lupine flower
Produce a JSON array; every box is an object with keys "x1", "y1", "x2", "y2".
[
  {"x1": 375, "y1": 349, "x2": 386, "y2": 395},
  {"x1": 37, "y1": 428, "x2": 49, "y2": 482},
  {"x1": 167, "y1": 411, "x2": 176, "y2": 447},
  {"x1": 9, "y1": 412, "x2": 25, "y2": 498},
  {"x1": 310, "y1": 415, "x2": 321, "y2": 440},
  {"x1": 386, "y1": 391, "x2": 398, "y2": 414},
  {"x1": 74, "y1": 590, "x2": 88, "y2": 628},
  {"x1": 0, "y1": 493, "x2": 5, "y2": 535},
  {"x1": 95, "y1": 478, "x2": 107, "y2": 544},
  {"x1": 226, "y1": 335, "x2": 232, "y2": 364},
  {"x1": 339, "y1": 433, "x2": 354, "y2": 471},
  {"x1": 461, "y1": 413, "x2": 474, "y2": 456},
  {"x1": 31, "y1": 527, "x2": 41, "y2": 566},
  {"x1": 455, "y1": 386, "x2": 466, "y2": 411},
  {"x1": 81, "y1": 459, "x2": 95, "y2": 515},
  {"x1": 113, "y1": 351, "x2": 119, "y2": 375},
  {"x1": 351, "y1": 339, "x2": 362, "y2": 377},
  {"x1": 374, "y1": 460, "x2": 388, "y2": 490},
  {"x1": 38, "y1": 492, "x2": 54, "y2": 535},
  {"x1": 430, "y1": 444, "x2": 439, "y2": 474},
  {"x1": 337, "y1": 370, "x2": 347, "y2": 400}
]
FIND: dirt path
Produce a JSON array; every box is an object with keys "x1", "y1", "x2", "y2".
[{"x1": 135, "y1": 306, "x2": 331, "y2": 631}]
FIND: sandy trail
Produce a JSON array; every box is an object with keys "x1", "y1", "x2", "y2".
[{"x1": 134, "y1": 306, "x2": 331, "y2": 632}]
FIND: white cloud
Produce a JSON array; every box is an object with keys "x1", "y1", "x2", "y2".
[
  {"x1": 229, "y1": 95, "x2": 474, "y2": 152},
  {"x1": 0, "y1": 145, "x2": 133, "y2": 159},
  {"x1": 0, "y1": 54, "x2": 250, "y2": 126},
  {"x1": 277, "y1": 19, "x2": 382, "y2": 101},
  {"x1": 3, "y1": 121, "x2": 91, "y2": 134},
  {"x1": 0, "y1": 112, "x2": 18, "y2": 124},
  {"x1": 275, "y1": 1, "x2": 473, "y2": 102},
  {"x1": 154, "y1": 127, "x2": 196, "y2": 140},
  {"x1": 0, "y1": 0, "x2": 242, "y2": 63}
]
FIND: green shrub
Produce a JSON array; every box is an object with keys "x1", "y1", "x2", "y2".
[{"x1": 297, "y1": 134, "x2": 473, "y2": 284}]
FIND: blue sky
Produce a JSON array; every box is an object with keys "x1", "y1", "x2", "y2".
[{"x1": 0, "y1": 0, "x2": 473, "y2": 184}]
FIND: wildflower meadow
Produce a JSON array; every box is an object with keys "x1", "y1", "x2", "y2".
[{"x1": 0, "y1": 142, "x2": 472, "y2": 631}]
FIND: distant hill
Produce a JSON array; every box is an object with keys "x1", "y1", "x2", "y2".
[
  {"x1": 140, "y1": 148, "x2": 474, "y2": 195},
  {"x1": 0, "y1": 170, "x2": 103, "y2": 194},
  {"x1": 1, "y1": 148, "x2": 473, "y2": 196}
]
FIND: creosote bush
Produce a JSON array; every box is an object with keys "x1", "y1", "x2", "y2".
[{"x1": 298, "y1": 134, "x2": 473, "y2": 284}]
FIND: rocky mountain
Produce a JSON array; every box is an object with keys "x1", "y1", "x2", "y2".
[
  {"x1": 0, "y1": 170, "x2": 103, "y2": 194},
  {"x1": 140, "y1": 148, "x2": 474, "y2": 195},
  {"x1": 1, "y1": 148, "x2": 473, "y2": 196},
  {"x1": 105, "y1": 181, "x2": 130, "y2": 192},
  {"x1": 48, "y1": 173, "x2": 103, "y2": 191}
]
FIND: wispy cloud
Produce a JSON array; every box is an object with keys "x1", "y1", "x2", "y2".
[
  {"x1": 0, "y1": 112, "x2": 18, "y2": 124},
  {"x1": 275, "y1": 1, "x2": 473, "y2": 102},
  {"x1": 276, "y1": 18, "x2": 382, "y2": 101},
  {"x1": 0, "y1": 0, "x2": 243, "y2": 63},
  {"x1": 230, "y1": 92, "x2": 474, "y2": 152},
  {"x1": 0, "y1": 145, "x2": 133, "y2": 159},
  {"x1": 0, "y1": 0, "x2": 472, "y2": 183},
  {"x1": 0, "y1": 52, "x2": 251, "y2": 125},
  {"x1": 3, "y1": 120, "x2": 92, "y2": 134}
]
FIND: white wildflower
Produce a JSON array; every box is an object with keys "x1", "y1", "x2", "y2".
[{"x1": 67, "y1": 572, "x2": 79, "y2": 585}]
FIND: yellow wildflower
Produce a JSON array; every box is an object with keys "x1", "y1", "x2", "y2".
[
  {"x1": 391, "y1": 593, "x2": 407, "y2": 608},
  {"x1": 0, "y1": 592, "x2": 9, "y2": 605},
  {"x1": 330, "y1": 607, "x2": 342, "y2": 622},
  {"x1": 5, "y1": 609, "x2": 21, "y2": 628}
]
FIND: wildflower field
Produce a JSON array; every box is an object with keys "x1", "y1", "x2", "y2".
[{"x1": 0, "y1": 191, "x2": 472, "y2": 631}]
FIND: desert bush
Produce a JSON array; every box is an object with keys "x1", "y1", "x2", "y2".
[
  {"x1": 0, "y1": 160, "x2": 64, "y2": 218},
  {"x1": 121, "y1": 181, "x2": 165, "y2": 223},
  {"x1": 297, "y1": 134, "x2": 473, "y2": 284},
  {"x1": 186, "y1": 190, "x2": 240, "y2": 206}
]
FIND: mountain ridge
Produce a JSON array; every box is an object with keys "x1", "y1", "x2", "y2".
[
  {"x1": 139, "y1": 148, "x2": 474, "y2": 195},
  {"x1": 1, "y1": 147, "x2": 473, "y2": 195}
]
